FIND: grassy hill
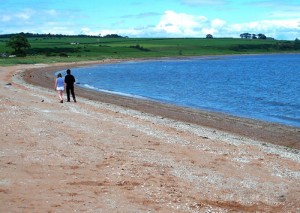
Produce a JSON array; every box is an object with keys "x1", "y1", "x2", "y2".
[{"x1": 0, "y1": 36, "x2": 299, "y2": 65}]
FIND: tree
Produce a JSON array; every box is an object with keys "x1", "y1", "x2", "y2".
[
  {"x1": 240, "y1": 33, "x2": 252, "y2": 39},
  {"x1": 294, "y1": 38, "x2": 300, "y2": 50},
  {"x1": 6, "y1": 34, "x2": 31, "y2": 56},
  {"x1": 257, "y1": 33, "x2": 267, "y2": 39},
  {"x1": 206, "y1": 34, "x2": 213, "y2": 39}
]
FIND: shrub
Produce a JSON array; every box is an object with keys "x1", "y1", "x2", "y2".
[
  {"x1": 129, "y1": 44, "x2": 150, "y2": 51},
  {"x1": 59, "y1": 52, "x2": 68, "y2": 57}
]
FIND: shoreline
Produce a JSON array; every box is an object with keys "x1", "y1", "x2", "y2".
[{"x1": 23, "y1": 59, "x2": 300, "y2": 150}]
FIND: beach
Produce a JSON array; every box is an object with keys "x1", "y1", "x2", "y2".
[{"x1": 1, "y1": 61, "x2": 300, "y2": 212}]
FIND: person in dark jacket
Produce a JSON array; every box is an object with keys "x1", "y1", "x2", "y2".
[{"x1": 64, "y1": 69, "x2": 76, "y2": 102}]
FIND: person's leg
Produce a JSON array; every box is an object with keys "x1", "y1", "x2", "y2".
[
  {"x1": 66, "y1": 87, "x2": 70, "y2": 102},
  {"x1": 57, "y1": 90, "x2": 60, "y2": 100},
  {"x1": 60, "y1": 90, "x2": 64, "y2": 103},
  {"x1": 58, "y1": 90, "x2": 63, "y2": 103},
  {"x1": 71, "y1": 87, "x2": 76, "y2": 102}
]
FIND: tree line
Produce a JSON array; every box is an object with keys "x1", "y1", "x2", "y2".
[
  {"x1": 206, "y1": 33, "x2": 271, "y2": 40},
  {"x1": 0, "y1": 32, "x2": 126, "y2": 39},
  {"x1": 239, "y1": 33, "x2": 271, "y2": 40}
]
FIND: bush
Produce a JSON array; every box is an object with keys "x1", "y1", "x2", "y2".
[
  {"x1": 129, "y1": 44, "x2": 150, "y2": 51},
  {"x1": 59, "y1": 52, "x2": 68, "y2": 57}
]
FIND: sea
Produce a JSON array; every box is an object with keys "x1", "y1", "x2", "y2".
[{"x1": 59, "y1": 54, "x2": 300, "y2": 128}]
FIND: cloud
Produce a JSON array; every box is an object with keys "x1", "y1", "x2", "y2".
[
  {"x1": 230, "y1": 19, "x2": 300, "y2": 35},
  {"x1": 268, "y1": 8, "x2": 300, "y2": 19},
  {"x1": 211, "y1": 19, "x2": 226, "y2": 28},
  {"x1": 0, "y1": 8, "x2": 35, "y2": 23},
  {"x1": 152, "y1": 11, "x2": 300, "y2": 39},
  {"x1": 45, "y1": 9, "x2": 58, "y2": 16},
  {"x1": 180, "y1": 0, "x2": 228, "y2": 6},
  {"x1": 98, "y1": 28, "x2": 142, "y2": 37},
  {"x1": 15, "y1": 9, "x2": 35, "y2": 20},
  {"x1": 1, "y1": 15, "x2": 11, "y2": 22},
  {"x1": 0, "y1": 7, "x2": 82, "y2": 34},
  {"x1": 94, "y1": 10, "x2": 299, "y2": 40},
  {"x1": 81, "y1": 27, "x2": 103, "y2": 36},
  {"x1": 154, "y1": 10, "x2": 208, "y2": 36},
  {"x1": 230, "y1": 19, "x2": 300, "y2": 39},
  {"x1": 97, "y1": 11, "x2": 208, "y2": 37},
  {"x1": 245, "y1": 1, "x2": 300, "y2": 19},
  {"x1": 121, "y1": 12, "x2": 160, "y2": 19}
]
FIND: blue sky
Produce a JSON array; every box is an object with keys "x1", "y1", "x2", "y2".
[{"x1": 0, "y1": 0, "x2": 299, "y2": 40}]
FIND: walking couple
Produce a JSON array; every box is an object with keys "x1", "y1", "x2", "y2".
[{"x1": 55, "y1": 69, "x2": 77, "y2": 103}]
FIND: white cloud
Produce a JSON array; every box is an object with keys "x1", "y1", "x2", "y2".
[
  {"x1": 154, "y1": 10, "x2": 207, "y2": 36},
  {"x1": 151, "y1": 11, "x2": 300, "y2": 39},
  {"x1": 16, "y1": 9, "x2": 35, "y2": 20},
  {"x1": 81, "y1": 27, "x2": 103, "y2": 36},
  {"x1": 91, "y1": 10, "x2": 299, "y2": 40},
  {"x1": 1, "y1": 15, "x2": 11, "y2": 22},
  {"x1": 41, "y1": 21, "x2": 79, "y2": 35},
  {"x1": 0, "y1": 8, "x2": 35, "y2": 24},
  {"x1": 211, "y1": 19, "x2": 226, "y2": 28},
  {"x1": 45, "y1": 9, "x2": 58, "y2": 16},
  {"x1": 98, "y1": 28, "x2": 141, "y2": 37},
  {"x1": 96, "y1": 11, "x2": 207, "y2": 37},
  {"x1": 180, "y1": 0, "x2": 228, "y2": 6},
  {"x1": 269, "y1": 10, "x2": 300, "y2": 19},
  {"x1": 230, "y1": 19, "x2": 300, "y2": 33}
]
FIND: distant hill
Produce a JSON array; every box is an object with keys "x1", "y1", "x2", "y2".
[{"x1": 0, "y1": 32, "x2": 125, "y2": 38}]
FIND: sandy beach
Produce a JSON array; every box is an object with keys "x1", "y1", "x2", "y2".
[{"x1": 1, "y1": 61, "x2": 300, "y2": 212}]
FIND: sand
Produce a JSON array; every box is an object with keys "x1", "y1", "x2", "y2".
[{"x1": 0, "y1": 61, "x2": 300, "y2": 212}]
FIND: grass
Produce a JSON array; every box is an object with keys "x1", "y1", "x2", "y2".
[{"x1": 0, "y1": 36, "x2": 299, "y2": 66}]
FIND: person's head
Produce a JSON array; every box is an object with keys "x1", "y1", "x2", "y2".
[
  {"x1": 66, "y1": 69, "x2": 71, "y2": 74},
  {"x1": 57, "y1": 73, "x2": 62, "y2": 78}
]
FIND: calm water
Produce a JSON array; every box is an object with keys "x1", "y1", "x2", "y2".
[{"x1": 66, "y1": 54, "x2": 300, "y2": 127}]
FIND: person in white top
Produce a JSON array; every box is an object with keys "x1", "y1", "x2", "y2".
[{"x1": 54, "y1": 73, "x2": 65, "y2": 103}]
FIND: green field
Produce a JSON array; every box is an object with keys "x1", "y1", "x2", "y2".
[{"x1": 0, "y1": 36, "x2": 299, "y2": 65}]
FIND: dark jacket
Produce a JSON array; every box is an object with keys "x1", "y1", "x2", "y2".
[{"x1": 64, "y1": 74, "x2": 75, "y2": 88}]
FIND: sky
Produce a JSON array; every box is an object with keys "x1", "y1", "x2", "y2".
[{"x1": 0, "y1": 0, "x2": 299, "y2": 40}]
